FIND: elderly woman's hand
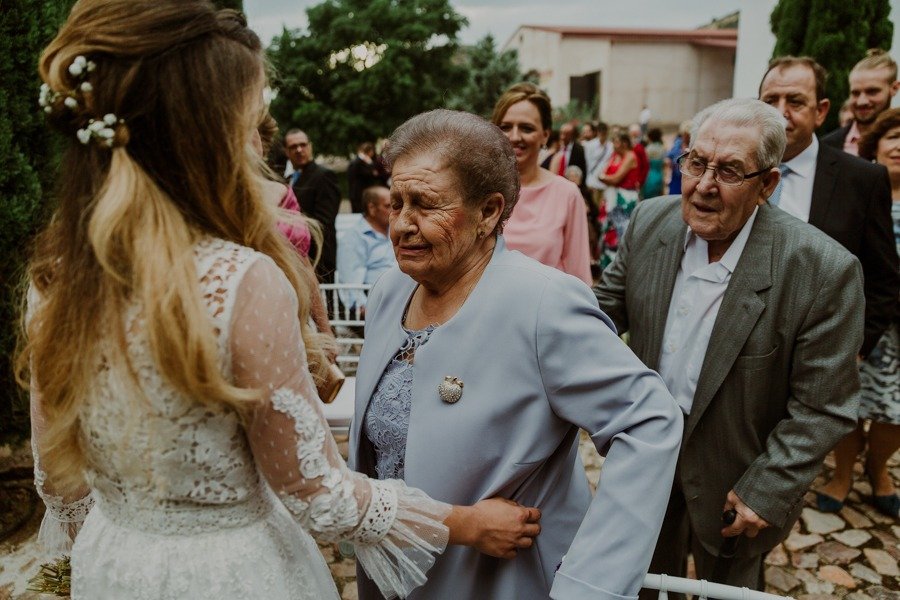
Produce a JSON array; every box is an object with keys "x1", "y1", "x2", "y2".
[{"x1": 446, "y1": 498, "x2": 541, "y2": 559}]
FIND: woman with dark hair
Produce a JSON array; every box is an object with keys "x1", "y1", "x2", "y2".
[
  {"x1": 641, "y1": 127, "x2": 666, "y2": 199},
  {"x1": 598, "y1": 130, "x2": 640, "y2": 269},
  {"x1": 492, "y1": 83, "x2": 592, "y2": 284},
  {"x1": 817, "y1": 108, "x2": 900, "y2": 518},
  {"x1": 21, "y1": 1, "x2": 539, "y2": 597}
]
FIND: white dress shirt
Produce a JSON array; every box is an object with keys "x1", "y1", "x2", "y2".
[
  {"x1": 658, "y1": 207, "x2": 759, "y2": 414},
  {"x1": 584, "y1": 138, "x2": 614, "y2": 191},
  {"x1": 776, "y1": 136, "x2": 818, "y2": 222}
]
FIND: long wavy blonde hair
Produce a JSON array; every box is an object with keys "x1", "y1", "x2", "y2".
[{"x1": 17, "y1": 0, "x2": 330, "y2": 492}]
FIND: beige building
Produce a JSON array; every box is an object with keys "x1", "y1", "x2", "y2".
[{"x1": 503, "y1": 26, "x2": 737, "y2": 128}]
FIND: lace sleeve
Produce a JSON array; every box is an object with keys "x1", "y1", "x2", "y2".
[
  {"x1": 26, "y1": 286, "x2": 93, "y2": 553},
  {"x1": 232, "y1": 258, "x2": 451, "y2": 599}
]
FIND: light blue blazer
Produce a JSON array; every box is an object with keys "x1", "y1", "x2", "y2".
[{"x1": 349, "y1": 238, "x2": 683, "y2": 600}]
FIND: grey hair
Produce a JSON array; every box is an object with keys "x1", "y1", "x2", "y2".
[
  {"x1": 691, "y1": 98, "x2": 787, "y2": 170},
  {"x1": 384, "y1": 109, "x2": 520, "y2": 234}
]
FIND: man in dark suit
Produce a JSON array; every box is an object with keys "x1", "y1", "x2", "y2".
[
  {"x1": 284, "y1": 128, "x2": 341, "y2": 283},
  {"x1": 347, "y1": 141, "x2": 384, "y2": 213},
  {"x1": 763, "y1": 56, "x2": 900, "y2": 514},
  {"x1": 821, "y1": 50, "x2": 899, "y2": 154},
  {"x1": 595, "y1": 98, "x2": 864, "y2": 593},
  {"x1": 759, "y1": 56, "x2": 898, "y2": 360}
]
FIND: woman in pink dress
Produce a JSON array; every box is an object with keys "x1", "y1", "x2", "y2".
[{"x1": 491, "y1": 83, "x2": 592, "y2": 285}]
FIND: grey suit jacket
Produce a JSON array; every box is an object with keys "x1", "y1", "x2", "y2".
[
  {"x1": 350, "y1": 238, "x2": 683, "y2": 600},
  {"x1": 595, "y1": 197, "x2": 863, "y2": 557}
]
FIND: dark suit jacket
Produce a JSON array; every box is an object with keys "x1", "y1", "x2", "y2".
[
  {"x1": 820, "y1": 124, "x2": 852, "y2": 150},
  {"x1": 347, "y1": 156, "x2": 384, "y2": 213},
  {"x1": 807, "y1": 143, "x2": 899, "y2": 353},
  {"x1": 595, "y1": 197, "x2": 863, "y2": 557},
  {"x1": 291, "y1": 161, "x2": 341, "y2": 282}
]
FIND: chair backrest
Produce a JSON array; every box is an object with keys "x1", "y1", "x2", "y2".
[
  {"x1": 643, "y1": 574, "x2": 793, "y2": 600},
  {"x1": 319, "y1": 281, "x2": 371, "y2": 370}
]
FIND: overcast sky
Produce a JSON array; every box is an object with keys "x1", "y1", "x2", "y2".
[{"x1": 243, "y1": 0, "x2": 744, "y2": 47}]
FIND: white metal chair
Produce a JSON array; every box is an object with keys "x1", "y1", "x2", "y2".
[
  {"x1": 643, "y1": 574, "x2": 793, "y2": 600},
  {"x1": 318, "y1": 280, "x2": 371, "y2": 370}
]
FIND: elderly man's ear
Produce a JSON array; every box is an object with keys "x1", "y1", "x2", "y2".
[
  {"x1": 761, "y1": 168, "x2": 781, "y2": 204},
  {"x1": 480, "y1": 193, "x2": 505, "y2": 233}
]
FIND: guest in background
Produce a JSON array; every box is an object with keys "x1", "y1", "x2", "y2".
[
  {"x1": 598, "y1": 131, "x2": 640, "y2": 269},
  {"x1": 666, "y1": 120, "x2": 692, "y2": 195},
  {"x1": 641, "y1": 127, "x2": 666, "y2": 199},
  {"x1": 347, "y1": 141, "x2": 383, "y2": 213},
  {"x1": 628, "y1": 123, "x2": 650, "y2": 189},
  {"x1": 352, "y1": 108, "x2": 682, "y2": 600},
  {"x1": 254, "y1": 114, "x2": 333, "y2": 340},
  {"x1": 336, "y1": 185, "x2": 396, "y2": 315},
  {"x1": 491, "y1": 83, "x2": 592, "y2": 284},
  {"x1": 539, "y1": 129, "x2": 560, "y2": 168},
  {"x1": 285, "y1": 129, "x2": 341, "y2": 282}
]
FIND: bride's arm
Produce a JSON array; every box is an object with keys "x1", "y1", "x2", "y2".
[
  {"x1": 27, "y1": 286, "x2": 93, "y2": 553},
  {"x1": 231, "y1": 257, "x2": 538, "y2": 599}
]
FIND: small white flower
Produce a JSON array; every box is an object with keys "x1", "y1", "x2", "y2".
[
  {"x1": 80, "y1": 82, "x2": 92, "y2": 93},
  {"x1": 63, "y1": 96, "x2": 78, "y2": 109},
  {"x1": 88, "y1": 120, "x2": 104, "y2": 132},
  {"x1": 97, "y1": 128, "x2": 115, "y2": 139},
  {"x1": 86, "y1": 61, "x2": 97, "y2": 72},
  {"x1": 76, "y1": 129, "x2": 91, "y2": 145},
  {"x1": 68, "y1": 63, "x2": 83, "y2": 77},
  {"x1": 73, "y1": 56, "x2": 87, "y2": 68},
  {"x1": 44, "y1": 106, "x2": 52, "y2": 114},
  {"x1": 102, "y1": 113, "x2": 117, "y2": 126}
]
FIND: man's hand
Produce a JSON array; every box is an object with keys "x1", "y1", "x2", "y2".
[{"x1": 722, "y1": 490, "x2": 770, "y2": 538}]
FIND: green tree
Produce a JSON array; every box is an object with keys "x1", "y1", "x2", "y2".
[
  {"x1": 0, "y1": 0, "x2": 75, "y2": 442},
  {"x1": 267, "y1": 0, "x2": 468, "y2": 156},
  {"x1": 771, "y1": 0, "x2": 893, "y2": 132},
  {"x1": 445, "y1": 34, "x2": 535, "y2": 118}
]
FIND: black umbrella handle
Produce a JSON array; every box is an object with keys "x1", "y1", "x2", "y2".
[{"x1": 720, "y1": 509, "x2": 739, "y2": 559}]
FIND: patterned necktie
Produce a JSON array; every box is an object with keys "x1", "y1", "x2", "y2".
[
  {"x1": 768, "y1": 164, "x2": 790, "y2": 207},
  {"x1": 558, "y1": 147, "x2": 567, "y2": 176}
]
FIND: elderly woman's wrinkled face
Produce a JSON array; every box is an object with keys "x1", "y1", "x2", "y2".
[{"x1": 389, "y1": 152, "x2": 485, "y2": 285}]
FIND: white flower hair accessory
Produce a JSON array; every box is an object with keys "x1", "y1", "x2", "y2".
[
  {"x1": 39, "y1": 56, "x2": 97, "y2": 113},
  {"x1": 76, "y1": 114, "x2": 122, "y2": 148}
]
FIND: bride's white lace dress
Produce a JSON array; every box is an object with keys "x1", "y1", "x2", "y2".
[{"x1": 29, "y1": 238, "x2": 450, "y2": 600}]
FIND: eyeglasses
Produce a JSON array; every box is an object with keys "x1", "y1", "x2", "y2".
[{"x1": 677, "y1": 153, "x2": 771, "y2": 187}]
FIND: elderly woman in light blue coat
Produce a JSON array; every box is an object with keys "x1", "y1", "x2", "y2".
[{"x1": 349, "y1": 109, "x2": 683, "y2": 600}]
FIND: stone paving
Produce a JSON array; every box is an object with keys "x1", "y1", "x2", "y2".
[{"x1": 1, "y1": 433, "x2": 898, "y2": 599}]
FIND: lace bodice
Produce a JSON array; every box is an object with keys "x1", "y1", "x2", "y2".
[
  {"x1": 29, "y1": 238, "x2": 450, "y2": 599},
  {"x1": 364, "y1": 326, "x2": 435, "y2": 480}
]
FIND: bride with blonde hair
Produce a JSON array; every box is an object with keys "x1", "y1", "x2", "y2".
[{"x1": 18, "y1": 1, "x2": 540, "y2": 598}]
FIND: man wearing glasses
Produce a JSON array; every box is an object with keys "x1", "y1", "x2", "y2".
[{"x1": 594, "y1": 98, "x2": 864, "y2": 594}]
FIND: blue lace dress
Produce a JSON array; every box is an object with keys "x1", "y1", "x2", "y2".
[{"x1": 364, "y1": 325, "x2": 437, "y2": 479}]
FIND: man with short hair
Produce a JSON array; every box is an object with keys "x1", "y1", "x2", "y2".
[
  {"x1": 822, "y1": 49, "x2": 900, "y2": 155},
  {"x1": 556, "y1": 122, "x2": 588, "y2": 180},
  {"x1": 284, "y1": 128, "x2": 341, "y2": 283},
  {"x1": 336, "y1": 186, "x2": 396, "y2": 314},
  {"x1": 758, "y1": 56, "x2": 897, "y2": 360},
  {"x1": 596, "y1": 97, "x2": 864, "y2": 593}
]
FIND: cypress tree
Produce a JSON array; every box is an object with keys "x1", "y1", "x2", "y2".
[
  {"x1": 771, "y1": 0, "x2": 893, "y2": 132},
  {"x1": 0, "y1": 1, "x2": 74, "y2": 441}
]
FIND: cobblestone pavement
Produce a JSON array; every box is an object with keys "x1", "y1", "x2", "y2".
[{"x1": 1, "y1": 433, "x2": 898, "y2": 599}]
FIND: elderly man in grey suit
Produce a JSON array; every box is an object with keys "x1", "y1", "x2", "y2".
[{"x1": 594, "y1": 97, "x2": 864, "y2": 592}]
